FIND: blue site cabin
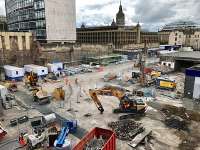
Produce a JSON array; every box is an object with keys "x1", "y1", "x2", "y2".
[
  {"x1": 3, "y1": 65, "x2": 25, "y2": 81},
  {"x1": 24, "y1": 64, "x2": 48, "y2": 78}
]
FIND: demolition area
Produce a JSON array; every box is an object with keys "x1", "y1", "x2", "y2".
[{"x1": 0, "y1": 49, "x2": 200, "y2": 150}]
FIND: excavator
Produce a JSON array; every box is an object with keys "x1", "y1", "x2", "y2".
[
  {"x1": 89, "y1": 85, "x2": 147, "y2": 114},
  {"x1": 25, "y1": 71, "x2": 38, "y2": 88}
]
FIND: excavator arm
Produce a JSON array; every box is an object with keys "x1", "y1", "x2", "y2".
[{"x1": 89, "y1": 85, "x2": 126, "y2": 114}]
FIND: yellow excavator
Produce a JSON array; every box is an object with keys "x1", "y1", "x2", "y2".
[
  {"x1": 89, "y1": 85, "x2": 147, "y2": 114},
  {"x1": 25, "y1": 72, "x2": 38, "y2": 87}
]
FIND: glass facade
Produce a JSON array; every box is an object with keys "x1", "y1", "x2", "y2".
[{"x1": 5, "y1": 0, "x2": 46, "y2": 41}]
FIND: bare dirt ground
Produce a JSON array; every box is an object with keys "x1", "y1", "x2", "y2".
[{"x1": 1, "y1": 61, "x2": 200, "y2": 150}]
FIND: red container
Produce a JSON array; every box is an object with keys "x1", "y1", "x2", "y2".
[
  {"x1": 144, "y1": 68, "x2": 152, "y2": 74},
  {"x1": 73, "y1": 127, "x2": 116, "y2": 150}
]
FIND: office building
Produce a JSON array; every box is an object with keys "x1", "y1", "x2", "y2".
[{"x1": 5, "y1": 0, "x2": 76, "y2": 43}]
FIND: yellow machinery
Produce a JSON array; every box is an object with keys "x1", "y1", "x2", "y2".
[
  {"x1": 89, "y1": 85, "x2": 147, "y2": 114},
  {"x1": 25, "y1": 72, "x2": 38, "y2": 87},
  {"x1": 52, "y1": 87, "x2": 65, "y2": 101},
  {"x1": 32, "y1": 87, "x2": 50, "y2": 105},
  {"x1": 151, "y1": 71, "x2": 161, "y2": 78},
  {"x1": 4, "y1": 82, "x2": 17, "y2": 92},
  {"x1": 156, "y1": 77, "x2": 176, "y2": 90}
]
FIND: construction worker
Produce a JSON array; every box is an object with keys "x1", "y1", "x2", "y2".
[
  {"x1": 75, "y1": 78, "x2": 81, "y2": 103},
  {"x1": 64, "y1": 77, "x2": 73, "y2": 111}
]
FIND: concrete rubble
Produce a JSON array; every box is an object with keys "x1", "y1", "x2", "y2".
[
  {"x1": 108, "y1": 119, "x2": 144, "y2": 141},
  {"x1": 84, "y1": 137, "x2": 105, "y2": 150}
]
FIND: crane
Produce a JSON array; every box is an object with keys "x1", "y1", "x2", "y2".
[{"x1": 89, "y1": 85, "x2": 147, "y2": 114}]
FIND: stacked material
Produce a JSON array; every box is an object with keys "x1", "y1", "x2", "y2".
[
  {"x1": 108, "y1": 119, "x2": 144, "y2": 141},
  {"x1": 165, "y1": 115, "x2": 189, "y2": 131},
  {"x1": 84, "y1": 137, "x2": 105, "y2": 150}
]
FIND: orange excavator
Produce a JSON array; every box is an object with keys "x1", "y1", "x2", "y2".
[{"x1": 89, "y1": 85, "x2": 147, "y2": 114}]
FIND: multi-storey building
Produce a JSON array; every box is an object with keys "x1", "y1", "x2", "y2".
[
  {"x1": 159, "y1": 21, "x2": 200, "y2": 50},
  {"x1": 0, "y1": 16, "x2": 8, "y2": 31},
  {"x1": 77, "y1": 2, "x2": 159, "y2": 49},
  {"x1": 5, "y1": 0, "x2": 76, "y2": 43}
]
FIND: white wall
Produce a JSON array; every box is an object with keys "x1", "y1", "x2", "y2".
[
  {"x1": 161, "y1": 61, "x2": 175, "y2": 69},
  {"x1": 169, "y1": 31, "x2": 185, "y2": 46},
  {"x1": 45, "y1": 0, "x2": 76, "y2": 42}
]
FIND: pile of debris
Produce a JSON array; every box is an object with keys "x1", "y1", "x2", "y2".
[
  {"x1": 152, "y1": 64, "x2": 173, "y2": 74},
  {"x1": 108, "y1": 119, "x2": 144, "y2": 141},
  {"x1": 165, "y1": 115, "x2": 189, "y2": 131},
  {"x1": 84, "y1": 137, "x2": 105, "y2": 150}
]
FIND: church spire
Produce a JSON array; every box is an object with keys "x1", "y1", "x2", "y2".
[{"x1": 116, "y1": 1, "x2": 125, "y2": 26}]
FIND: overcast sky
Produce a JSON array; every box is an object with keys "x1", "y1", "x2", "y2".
[{"x1": 0, "y1": 0, "x2": 200, "y2": 31}]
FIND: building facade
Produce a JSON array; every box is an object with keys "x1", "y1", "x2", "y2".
[
  {"x1": 77, "y1": 2, "x2": 159, "y2": 49},
  {"x1": 5, "y1": 0, "x2": 76, "y2": 43},
  {"x1": 0, "y1": 32, "x2": 32, "y2": 50},
  {"x1": 159, "y1": 21, "x2": 200, "y2": 50},
  {"x1": 0, "y1": 16, "x2": 8, "y2": 31}
]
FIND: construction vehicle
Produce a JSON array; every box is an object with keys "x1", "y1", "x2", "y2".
[
  {"x1": 155, "y1": 77, "x2": 176, "y2": 91},
  {"x1": 27, "y1": 114, "x2": 58, "y2": 149},
  {"x1": 32, "y1": 87, "x2": 51, "y2": 105},
  {"x1": 52, "y1": 86, "x2": 65, "y2": 101},
  {"x1": 54, "y1": 120, "x2": 77, "y2": 148},
  {"x1": 89, "y1": 85, "x2": 147, "y2": 114},
  {"x1": 27, "y1": 129, "x2": 46, "y2": 149},
  {"x1": 4, "y1": 82, "x2": 17, "y2": 92},
  {"x1": 0, "y1": 123, "x2": 7, "y2": 140},
  {"x1": 25, "y1": 71, "x2": 38, "y2": 88}
]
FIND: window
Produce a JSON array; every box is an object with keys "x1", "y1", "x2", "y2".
[
  {"x1": 175, "y1": 37, "x2": 177, "y2": 41},
  {"x1": 42, "y1": 70, "x2": 44, "y2": 72},
  {"x1": 16, "y1": 71, "x2": 19, "y2": 75},
  {"x1": 175, "y1": 33, "x2": 178, "y2": 36},
  {"x1": 34, "y1": 1, "x2": 44, "y2": 10}
]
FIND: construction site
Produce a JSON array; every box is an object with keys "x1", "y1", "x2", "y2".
[{"x1": 0, "y1": 40, "x2": 200, "y2": 150}]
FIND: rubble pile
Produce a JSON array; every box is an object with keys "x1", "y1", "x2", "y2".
[
  {"x1": 84, "y1": 137, "x2": 105, "y2": 150},
  {"x1": 108, "y1": 119, "x2": 144, "y2": 141},
  {"x1": 165, "y1": 115, "x2": 189, "y2": 131},
  {"x1": 152, "y1": 64, "x2": 173, "y2": 74}
]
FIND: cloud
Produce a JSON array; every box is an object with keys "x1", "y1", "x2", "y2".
[
  {"x1": 0, "y1": 0, "x2": 200, "y2": 31},
  {"x1": 0, "y1": 0, "x2": 5, "y2": 15}
]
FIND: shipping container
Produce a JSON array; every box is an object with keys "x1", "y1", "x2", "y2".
[
  {"x1": 3, "y1": 65, "x2": 24, "y2": 81},
  {"x1": 24, "y1": 64, "x2": 48, "y2": 77},
  {"x1": 73, "y1": 127, "x2": 116, "y2": 150}
]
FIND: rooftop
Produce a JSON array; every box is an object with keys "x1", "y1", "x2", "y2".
[
  {"x1": 162, "y1": 51, "x2": 200, "y2": 61},
  {"x1": 161, "y1": 21, "x2": 200, "y2": 31}
]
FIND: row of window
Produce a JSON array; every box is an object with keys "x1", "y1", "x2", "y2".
[{"x1": 34, "y1": 0, "x2": 45, "y2": 10}]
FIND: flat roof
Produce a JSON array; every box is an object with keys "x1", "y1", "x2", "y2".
[
  {"x1": 4, "y1": 65, "x2": 23, "y2": 70},
  {"x1": 162, "y1": 51, "x2": 200, "y2": 61}
]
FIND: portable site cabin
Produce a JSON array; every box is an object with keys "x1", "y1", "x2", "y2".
[
  {"x1": 3, "y1": 65, "x2": 24, "y2": 81},
  {"x1": 185, "y1": 65, "x2": 200, "y2": 99},
  {"x1": 24, "y1": 64, "x2": 48, "y2": 77},
  {"x1": 47, "y1": 63, "x2": 63, "y2": 74}
]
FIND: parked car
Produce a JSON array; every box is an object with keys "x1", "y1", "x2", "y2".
[{"x1": 18, "y1": 115, "x2": 29, "y2": 124}]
